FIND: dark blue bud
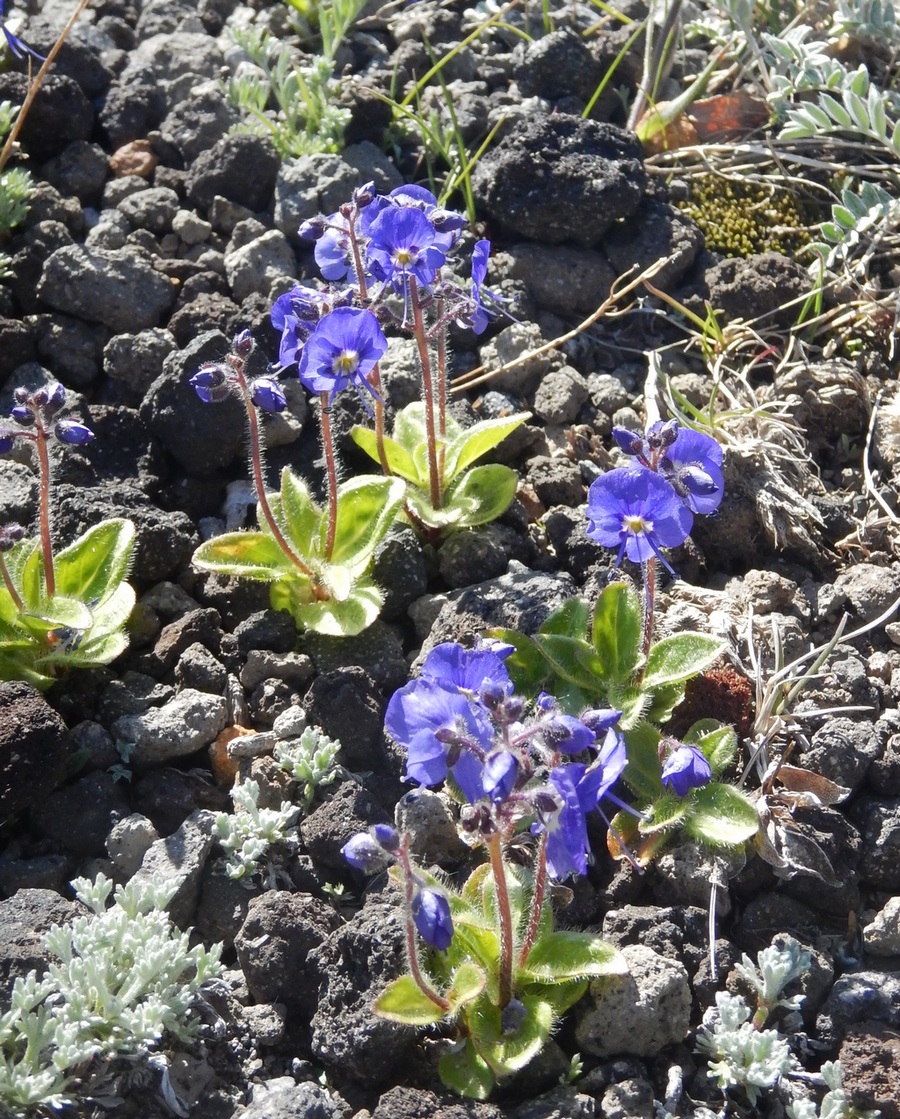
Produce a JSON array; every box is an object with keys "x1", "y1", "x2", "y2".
[
  {"x1": 250, "y1": 377, "x2": 287, "y2": 413},
  {"x1": 10, "y1": 405, "x2": 33, "y2": 426},
  {"x1": 611, "y1": 427, "x2": 643, "y2": 455},
  {"x1": 0, "y1": 523, "x2": 24, "y2": 551},
  {"x1": 0, "y1": 432, "x2": 14, "y2": 454},
  {"x1": 353, "y1": 181, "x2": 375, "y2": 207},
  {"x1": 44, "y1": 382, "x2": 67, "y2": 418},
  {"x1": 55, "y1": 420, "x2": 95, "y2": 446},
  {"x1": 580, "y1": 708, "x2": 622, "y2": 734},
  {"x1": 342, "y1": 831, "x2": 395, "y2": 874},
  {"x1": 299, "y1": 216, "x2": 327, "y2": 241},
  {"x1": 411, "y1": 886, "x2": 454, "y2": 951},
  {"x1": 190, "y1": 366, "x2": 231, "y2": 404},
  {"x1": 232, "y1": 329, "x2": 253, "y2": 358}
]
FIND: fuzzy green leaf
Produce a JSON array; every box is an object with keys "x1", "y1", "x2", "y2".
[
  {"x1": 17, "y1": 596, "x2": 93, "y2": 637},
  {"x1": 443, "y1": 464, "x2": 518, "y2": 527},
  {"x1": 443, "y1": 412, "x2": 530, "y2": 479},
  {"x1": 591, "y1": 581, "x2": 643, "y2": 684},
  {"x1": 684, "y1": 719, "x2": 738, "y2": 777},
  {"x1": 53, "y1": 519, "x2": 135, "y2": 604},
  {"x1": 349, "y1": 426, "x2": 423, "y2": 484},
  {"x1": 622, "y1": 722, "x2": 664, "y2": 800},
  {"x1": 446, "y1": 962, "x2": 487, "y2": 1014},
  {"x1": 276, "y1": 469, "x2": 321, "y2": 554},
  {"x1": 642, "y1": 633, "x2": 723, "y2": 688},
  {"x1": 471, "y1": 992, "x2": 554, "y2": 1075},
  {"x1": 329, "y1": 476, "x2": 406, "y2": 572},
  {"x1": 519, "y1": 931, "x2": 625, "y2": 983},
  {"x1": 373, "y1": 975, "x2": 447, "y2": 1025},
  {"x1": 488, "y1": 628, "x2": 551, "y2": 694},
  {"x1": 539, "y1": 597, "x2": 591, "y2": 639},
  {"x1": 643, "y1": 680, "x2": 688, "y2": 725},
  {"x1": 193, "y1": 532, "x2": 297, "y2": 580},
  {"x1": 683, "y1": 782, "x2": 760, "y2": 848},
  {"x1": 531, "y1": 634, "x2": 599, "y2": 692},
  {"x1": 392, "y1": 402, "x2": 432, "y2": 456},
  {"x1": 270, "y1": 574, "x2": 382, "y2": 637},
  {"x1": 640, "y1": 791, "x2": 691, "y2": 835},
  {"x1": 438, "y1": 1039, "x2": 494, "y2": 1099}
]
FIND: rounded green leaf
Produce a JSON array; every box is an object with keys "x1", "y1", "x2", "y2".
[
  {"x1": 442, "y1": 464, "x2": 518, "y2": 528},
  {"x1": 350, "y1": 426, "x2": 422, "y2": 485},
  {"x1": 53, "y1": 519, "x2": 135, "y2": 604},
  {"x1": 443, "y1": 412, "x2": 531, "y2": 479},
  {"x1": 276, "y1": 469, "x2": 322, "y2": 554},
  {"x1": 329, "y1": 476, "x2": 406, "y2": 571},
  {"x1": 642, "y1": 633, "x2": 724, "y2": 688},
  {"x1": 446, "y1": 962, "x2": 487, "y2": 1014},
  {"x1": 373, "y1": 975, "x2": 447, "y2": 1025},
  {"x1": 193, "y1": 532, "x2": 297, "y2": 580},
  {"x1": 438, "y1": 1039, "x2": 495, "y2": 1099},
  {"x1": 591, "y1": 581, "x2": 643, "y2": 685},
  {"x1": 683, "y1": 782, "x2": 760, "y2": 848},
  {"x1": 518, "y1": 931, "x2": 626, "y2": 983}
]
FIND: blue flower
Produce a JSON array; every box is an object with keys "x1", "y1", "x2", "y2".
[
  {"x1": 658, "y1": 427, "x2": 724, "y2": 516},
  {"x1": 586, "y1": 467, "x2": 693, "y2": 574},
  {"x1": 342, "y1": 825, "x2": 399, "y2": 873},
  {"x1": 411, "y1": 886, "x2": 454, "y2": 951},
  {"x1": 385, "y1": 677, "x2": 490, "y2": 803},
  {"x1": 1, "y1": 1, "x2": 44, "y2": 60},
  {"x1": 270, "y1": 285, "x2": 339, "y2": 368},
  {"x1": 296, "y1": 307, "x2": 388, "y2": 409},
  {"x1": 250, "y1": 377, "x2": 287, "y2": 413},
  {"x1": 661, "y1": 742, "x2": 712, "y2": 796},
  {"x1": 190, "y1": 364, "x2": 231, "y2": 404},
  {"x1": 366, "y1": 206, "x2": 446, "y2": 290},
  {"x1": 420, "y1": 641, "x2": 512, "y2": 701},
  {"x1": 482, "y1": 750, "x2": 518, "y2": 804},
  {"x1": 54, "y1": 420, "x2": 94, "y2": 446}
]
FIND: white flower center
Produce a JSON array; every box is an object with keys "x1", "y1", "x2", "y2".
[
  {"x1": 623, "y1": 514, "x2": 650, "y2": 535},
  {"x1": 332, "y1": 349, "x2": 359, "y2": 376}
]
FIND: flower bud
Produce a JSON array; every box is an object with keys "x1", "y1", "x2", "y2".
[
  {"x1": 55, "y1": 420, "x2": 95, "y2": 446},
  {"x1": 232, "y1": 329, "x2": 254, "y2": 358},
  {"x1": 353, "y1": 181, "x2": 375, "y2": 208},
  {"x1": 190, "y1": 366, "x2": 231, "y2": 404},
  {"x1": 299, "y1": 216, "x2": 327, "y2": 241},
  {"x1": 10, "y1": 405, "x2": 33, "y2": 426},
  {"x1": 611, "y1": 427, "x2": 643, "y2": 455},
  {"x1": 0, "y1": 523, "x2": 25, "y2": 552},
  {"x1": 0, "y1": 431, "x2": 15, "y2": 454},
  {"x1": 342, "y1": 830, "x2": 395, "y2": 874},
  {"x1": 44, "y1": 382, "x2": 67, "y2": 419},
  {"x1": 411, "y1": 886, "x2": 454, "y2": 951},
  {"x1": 660, "y1": 738, "x2": 712, "y2": 797},
  {"x1": 250, "y1": 377, "x2": 287, "y2": 414},
  {"x1": 13, "y1": 387, "x2": 28, "y2": 404}
]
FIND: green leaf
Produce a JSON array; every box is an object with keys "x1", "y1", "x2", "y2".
[
  {"x1": 349, "y1": 426, "x2": 422, "y2": 484},
  {"x1": 642, "y1": 633, "x2": 723, "y2": 688},
  {"x1": 193, "y1": 532, "x2": 297, "y2": 580},
  {"x1": 276, "y1": 469, "x2": 321, "y2": 554},
  {"x1": 591, "y1": 581, "x2": 643, "y2": 685},
  {"x1": 532, "y1": 634, "x2": 600, "y2": 692},
  {"x1": 21, "y1": 544, "x2": 43, "y2": 608},
  {"x1": 519, "y1": 931, "x2": 626, "y2": 983},
  {"x1": 488, "y1": 628, "x2": 551, "y2": 695},
  {"x1": 329, "y1": 477, "x2": 406, "y2": 572},
  {"x1": 442, "y1": 464, "x2": 518, "y2": 528},
  {"x1": 83, "y1": 582, "x2": 136, "y2": 638},
  {"x1": 446, "y1": 962, "x2": 487, "y2": 1014},
  {"x1": 393, "y1": 402, "x2": 432, "y2": 457},
  {"x1": 53, "y1": 519, "x2": 135, "y2": 604},
  {"x1": 518, "y1": 977, "x2": 588, "y2": 1017},
  {"x1": 17, "y1": 596, "x2": 93, "y2": 637},
  {"x1": 643, "y1": 679, "x2": 687, "y2": 725},
  {"x1": 539, "y1": 598, "x2": 590, "y2": 639},
  {"x1": 438, "y1": 1039, "x2": 495, "y2": 1099},
  {"x1": 639, "y1": 791, "x2": 691, "y2": 835},
  {"x1": 373, "y1": 975, "x2": 447, "y2": 1025},
  {"x1": 684, "y1": 720, "x2": 737, "y2": 777},
  {"x1": 683, "y1": 782, "x2": 760, "y2": 848},
  {"x1": 270, "y1": 574, "x2": 383, "y2": 637},
  {"x1": 442, "y1": 413, "x2": 530, "y2": 479},
  {"x1": 622, "y1": 722, "x2": 664, "y2": 800},
  {"x1": 471, "y1": 992, "x2": 554, "y2": 1075}
]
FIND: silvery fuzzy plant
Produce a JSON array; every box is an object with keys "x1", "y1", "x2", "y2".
[
  {"x1": 191, "y1": 184, "x2": 527, "y2": 638},
  {"x1": 0, "y1": 384, "x2": 136, "y2": 689},
  {"x1": 0, "y1": 873, "x2": 222, "y2": 1112}
]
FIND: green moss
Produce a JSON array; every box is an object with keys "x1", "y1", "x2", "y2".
[{"x1": 677, "y1": 177, "x2": 815, "y2": 258}]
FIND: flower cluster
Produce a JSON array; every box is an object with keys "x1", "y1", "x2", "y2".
[
  {"x1": 190, "y1": 329, "x2": 286, "y2": 414},
  {"x1": 0, "y1": 383, "x2": 94, "y2": 454},
  {"x1": 586, "y1": 420, "x2": 724, "y2": 574},
  {"x1": 270, "y1": 183, "x2": 500, "y2": 404}
]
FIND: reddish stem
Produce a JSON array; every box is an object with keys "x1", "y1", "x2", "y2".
[
  {"x1": 319, "y1": 394, "x2": 339, "y2": 560},
  {"x1": 35, "y1": 425, "x2": 55, "y2": 598},
  {"x1": 346, "y1": 213, "x2": 389, "y2": 475},
  {"x1": 488, "y1": 833, "x2": 514, "y2": 1008},
  {"x1": 518, "y1": 834, "x2": 548, "y2": 968}
]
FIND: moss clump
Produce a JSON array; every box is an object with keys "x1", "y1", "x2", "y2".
[{"x1": 678, "y1": 176, "x2": 815, "y2": 257}]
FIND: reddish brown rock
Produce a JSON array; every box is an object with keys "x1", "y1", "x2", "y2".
[
  {"x1": 840, "y1": 1020, "x2": 900, "y2": 1119},
  {"x1": 109, "y1": 139, "x2": 158, "y2": 178}
]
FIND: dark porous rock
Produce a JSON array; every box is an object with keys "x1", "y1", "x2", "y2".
[
  {"x1": 472, "y1": 115, "x2": 645, "y2": 246},
  {"x1": 303, "y1": 621, "x2": 408, "y2": 694},
  {"x1": 526, "y1": 455, "x2": 585, "y2": 508},
  {"x1": 840, "y1": 1021, "x2": 900, "y2": 1119},
  {"x1": 35, "y1": 313, "x2": 108, "y2": 388},
  {"x1": 99, "y1": 79, "x2": 167, "y2": 148},
  {"x1": 816, "y1": 968, "x2": 900, "y2": 1052},
  {"x1": 505, "y1": 243, "x2": 616, "y2": 318},
  {"x1": 514, "y1": 28, "x2": 602, "y2": 102},
  {"x1": 798, "y1": 717, "x2": 880, "y2": 795},
  {"x1": 234, "y1": 891, "x2": 340, "y2": 1016},
  {"x1": 0, "y1": 317, "x2": 37, "y2": 375},
  {"x1": 776, "y1": 805, "x2": 861, "y2": 914},
  {"x1": 424, "y1": 562, "x2": 577, "y2": 651},
  {"x1": 300, "y1": 779, "x2": 393, "y2": 874},
  {"x1": 233, "y1": 609, "x2": 298, "y2": 656},
  {"x1": 850, "y1": 796, "x2": 900, "y2": 890},
  {"x1": 303, "y1": 667, "x2": 386, "y2": 771},
  {"x1": 37, "y1": 245, "x2": 176, "y2": 333},
  {"x1": 187, "y1": 134, "x2": 281, "y2": 213},
  {"x1": 175, "y1": 643, "x2": 228, "y2": 693},
  {"x1": 118, "y1": 185, "x2": 181, "y2": 234},
  {"x1": 112, "y1": 689, "x2": 228, "y2": 768},
  {"x1": 372, "y1": 1085, "x2": 505, "y2": 1119},
  {"x1": 161, "y1": 90, "x2": 241, "y2": 165},
  {"x1": 248, "y1": 678, "x2": 297, "y2": 727},
  {"x1": 18, "y1": 18, "x2": 113, "y2": 98},
  {"x1": 9, "y1": 220, "x2": 76, "y2": 314},
  {"x1": 602, "y1": 904, "x2": 707, "y2": 974},
  {"x1": 777, "y1": 359, "x2": 870, "y2": 452},
  {"x1": 41, "y1": 140, "x2": 109, "y2": 206},
  {"x1": 0, "y1": 73, "x2": 93, "y2": 163},
  {"x1": 136, "y1": 606, "x2": 222, "y2": 677},
  {"x1": 0, "y1": 460, "x2": 38, "y2": 526},
  {"x1": 195, "y1": 859, "x2": 263, "y2": 948},
  {"x1": 129, "y1": 808, "x2": 217, "y2": 927},
  {"x1": 103, "y1": 328, "x2": 178, "y2": 402},
  {"x1": 31, "y1": 771, "x2": 131, "y2": 857},
  {"x1": 694, "y1": 252, "x2": 809, "y2": 328},
  {"x1": 834, "y1": 562, "x2": 900, "y2": 626},
  {"x1": 532, "y1": 365, "x2": 590, "y2": 425},
  {"x1": 51, "y1": 480, "x2": 197, "y2": 586},
  {"x1": 133, "y1": 766, "x2": 230, "y2": 837},
  {"x1": 236, "y1": 1080, "x2": 346, "y2": 1119},
  {"x1": 604, "y1": 199, "x2": 704, "y2": 291},
  {"x1": 732, "y1": 891, "x2": 822, "y2": 954},
  {"x1": 309, "y1": 895, "x2": 420, "y2": 1088},
  {"x1": 141, "y1": 331, "x2": 245, "y2": 475},
  {"x1": 0, "y1": 683, "x2": 73, "y2": 823},
  {"x1": 70, "y1": 718, "x2": 119, "y2": 771},
  {"x1": 372, "y1": 527, "x2": 428, "y2": 621},
  {"x1": 512, "y1": 1086, "x2": 597, "y2": 1119},
  {"x1": 98, "y1": 671, "x2": 174, "y2": 724},
  {"x1": 542, "y1": 506, "x2": 607, "y2": 581},
  {"x1": 22, "y1": 183, "x2": 84, "y2": 234},
  {"x1": 0, "y1": 889, "x2": 81, "y2": 1012},
  {"x1": 438, "y1": 524, "x2": 524, "y2": 589},
  {"x1": 168, "y1": 290, "x2": 243, "y2": 348},
  {"x1": 0, "y1": 855, "x2": 72, "y2": 896}
]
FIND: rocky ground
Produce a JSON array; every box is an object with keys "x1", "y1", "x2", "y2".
[{"x1": 1, "y1": 0, "x2": 900, "y2": 1116}]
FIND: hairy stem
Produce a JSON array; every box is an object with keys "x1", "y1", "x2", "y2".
[
  {"x1": 518, "y1": 834, "x2": 548, "y2": 968},
  {"x1": 319, "y1": 394, "x2": 339, "y2": 560},
  {"x1": 409, "y1": 276, "x2": 442, "y2": 511},
  {"x1": 398, "y1": 838, "x2": 450, "y2": 1012},
  {"x1": 35, "y1": 426, "x2": 55, "y2": 598},
  {"x1": 637, "y1": 557, "x2": 657, "y2": 681},
  {"x1": 0, "y1": 555, "x2": 23, "y2": 611},
  {"x1": 488, "y1": 833, "x2": 514, "y2": 1008},
  {"x1": 346, "y1": 212, "x2": 389, "y2": 475}
]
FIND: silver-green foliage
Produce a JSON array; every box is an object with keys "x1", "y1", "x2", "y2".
[
  {"x1": 274, "y1": 724, "x2": 340, "y2": 810},
  {"x1": 226, "y1": 26, "x2": 349, "y2": 158},
  {"x1": 0, "y1": 874, "x2": 222, "y2": 1111},
  {"x1": 696, "y1": 937, "x2": 809, "y2": 1104},
  {"x1": 213, "y1": 777, "x2": 300, "y2": 881},
  {"x1": 787, "y1": 1060, "x2": 881, "y2": 1119}
]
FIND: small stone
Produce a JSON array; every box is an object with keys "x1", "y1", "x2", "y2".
[
  {"x1": 533, "y1": 365, "x2": 590, "y2": 425},
  {"x1": 106, "y1": 813, "x2": 160, "y2": 877},
  {"x1": 863, "y1": 896, "x2": 900, "y2": 956},
  {"x1": 109, "y1": 139, "x2": 158, "y2": 178},
  {"x1": 173, "y1": 208, "x2": 212, "y2": 245},
  {"x1": 111, "y1": 689, "x2": 228, "y2": 768}
]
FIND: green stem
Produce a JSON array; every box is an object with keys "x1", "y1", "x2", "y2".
[
  {"x1": 488, "y1": 833, "x2": 514, "y2": 1008},
  {"x1": 320, "y1": 394, "x2": 339, "y2": 560},
  {"x1": 409, "y1": 276, "x2": 442, "y2": 511},
  {"x1": 518, "y1": 834, "x2": 548, "y2": 968},
  {"x1": 35, "y1": 426, "x2": 55, "y2": 598}
]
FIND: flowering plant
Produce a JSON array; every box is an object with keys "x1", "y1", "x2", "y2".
[
  {"x1": 343, "y1": 642, "x2": 627, "y2": 1099},
  {"x1": 0, "y1": 384, "x2": 135, "y2": 689},
  {"x1": 277, "y1": 184, "x2": 530, "y2": 537},
  {"x1": 494, "y1": 420, "x2": 758, "y2": 862}
]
